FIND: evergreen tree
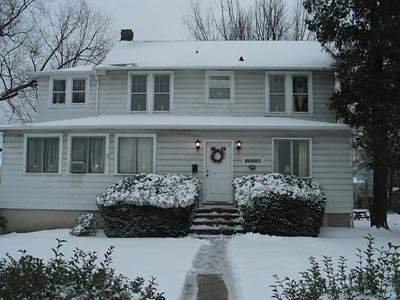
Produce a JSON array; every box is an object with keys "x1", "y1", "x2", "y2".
[{"x1": 304, "y1": 0, "x2": 400, "y2": 228}]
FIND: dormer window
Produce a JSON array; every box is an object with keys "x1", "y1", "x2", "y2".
[
  {"x1": 266, "y1": 71, "x2": 313, "y2": 115},
  {"x1": 205, "y1": 71, "x2": 235, "y2": 103},
  {"x1": 50, "y1": 77, "x2": 89, "y2": 106},
  {"x1": 128, "y1": 71, "x2": 174, "y2": 113}
]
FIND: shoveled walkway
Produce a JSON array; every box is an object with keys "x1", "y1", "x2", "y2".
[{"x1": 181, "y1": 237, "x2": 237, "y2": 300}]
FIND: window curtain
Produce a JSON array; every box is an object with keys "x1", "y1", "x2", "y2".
[
  {"x1": 137, "y1": 138, "x2": 153, "y2": 173},
  {"x1": 118, "y1": 137, "x2": 136, "y2": 174},
  {"x1": 89, "y1": 138, "x2": 105, "y2": 173},
  {"x1": 275, "y1": 140, "x2": 291, "y2": 174},
  {"x1": 43, "y1": 138, "x2": 59, "y2": 173},
  {"x1": 27, "y1": 138, "x2": 43, "y2": 172},
  {"x1": 297, "y1": 141, "x2": 309, "y2": 177}
]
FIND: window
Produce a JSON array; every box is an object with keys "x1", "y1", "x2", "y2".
[
  {"x1": 50, "y1": 77, "x2": 89, "y2": 106},
  {"x1": 24, "y1": 135, "x2": 62, "y2": 174},
  {"x1": 273, "y1": 139, "x2": 311, "y2": 177},
  {"x1": 292, "y1": 75, "x2": 309, "y2": 112},
  {"x1": 52, "y1": 80, "x2": 66, "y2": 104},
  {"x1": 116, "y1": 135, "x2": 155, "y2": 174},
  {"x1": 131, "y1": 75, "x2": 147, "y2": 111},
  {"x1": 206, "y1": 71, "x2": 234, "y2": 103},
  {"x1": 154, "y1": 75, "x2": 170, "y2": 111},
  {"x1": 266, "y1": 72, "x2": 312, "y2": 114},
  {"x1": 128, "y1": 72, "x2": 173, "y2": 113},
  {"x1": 268, "y1": 75, "x2": 286, "y2": 112},
  {"x1": 70, "y1": 136, "x2": 106, "y2": 173}
]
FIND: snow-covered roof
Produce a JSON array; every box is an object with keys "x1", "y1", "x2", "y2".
[
  {"x1": 0, "y1": 115, "x2": 349, "y2": 131},
  {"x1": 95, "y1": 40, "x2": 334, "y2": 70},
  {"x1": 31, "y1": 65, "x2": 94, "y2": 77}
]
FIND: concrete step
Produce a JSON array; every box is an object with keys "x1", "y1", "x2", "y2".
[
  {"x1": 196, "y1": 207, "x2": 238, "y2": 214},
  {"x1": 190, "y1": 224, "x2": 245, "y2": 235},
  {"x1": 194, "y1": 213, "x2": 239, "y2": 220},
  {"x1": 193, "y1": 219, "x2": 241, "y2": 226}
]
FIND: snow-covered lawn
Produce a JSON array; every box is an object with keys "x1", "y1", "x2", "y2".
[
  {"x1": 227, "y1": 214, "x2": 400, "y2": 300},
  {"x1": 0, "y1": 230, "x2": 204, "y2": 300}
]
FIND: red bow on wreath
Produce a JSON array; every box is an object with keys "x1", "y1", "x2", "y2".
[{"x1": 210, "y1": 148, "x2": 225, "y2": 163}]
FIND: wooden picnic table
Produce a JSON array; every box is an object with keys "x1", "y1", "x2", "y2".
[{"x1": 353, "y1": 209, "x2": 370, "y2": 220}]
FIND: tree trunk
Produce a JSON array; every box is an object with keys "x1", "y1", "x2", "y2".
[{"x1": 370, "y1": 143, "x2": 389, "y2": 229}]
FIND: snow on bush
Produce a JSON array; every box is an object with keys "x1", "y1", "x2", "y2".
[
  {"x1": 233, "y1": 173, "x2": 327, "y2": 236},
  {"x1": 97, "y1": 174, "x2": 199, "y2": 209},
  {"x1": 70, "y1": 213, "x2": 97, "y2": 236}
]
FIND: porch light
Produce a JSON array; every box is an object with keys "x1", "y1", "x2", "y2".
[
  {"x1": 195, "y1": 139, "x2": 201, "y2": 151},
  {"x1": 236, "y1": 140, "x2": 242, "y2": 151}
]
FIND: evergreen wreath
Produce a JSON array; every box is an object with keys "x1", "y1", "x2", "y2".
[{"x1": 210, "y1": 148, "x2": 225, "y2": 163}]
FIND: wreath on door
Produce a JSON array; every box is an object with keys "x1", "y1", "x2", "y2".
[{"x1": 210, "y1": 148, "x2": 225, "y2": 163}]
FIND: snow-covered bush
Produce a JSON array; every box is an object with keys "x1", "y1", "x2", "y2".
[
  {"x1": 233, "y1": 173, "x2": 326, "y2": 237},
  {"x1": 70, "y1": 213, "x2": 97, "y2": 236},
  {"x1": 97, "y1": 174, "x2": 199, "y2": 237},
  {"x1": 0, "y1": 239, "x2": 165, "y2": 300}
]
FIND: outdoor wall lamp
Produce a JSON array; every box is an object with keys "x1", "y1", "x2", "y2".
[
  {"x1": 236, "y1": 140, "x2": 242, "y2": 151},
  {"x1": 195, "y1": 139, "x2": 201, "y2": 152}
]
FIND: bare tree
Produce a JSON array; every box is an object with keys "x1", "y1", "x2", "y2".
[
  {"x1": 0, "y1": 0, "x2": 113, "y2": 123},
  {"x1": 184, "y1": 0, "x2": 313, "y2": 41}
]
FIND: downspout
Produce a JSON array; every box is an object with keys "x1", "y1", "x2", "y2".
[{"x1": 94, "y1": 69, "x2": 99, "y2": 116}]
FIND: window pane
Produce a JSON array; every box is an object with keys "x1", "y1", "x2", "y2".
[
  {"x1": 293, "y1": 95, "x2": 309, "y2": 112},
  {"x1": 53, "y1": 80, "x2": 66, "y2": 92},
  {"x1": 269, "y1": 76, "x2": 285, "y2": 93},
  {"x1": 137, "y1": 138, "x2": 153, "y2": 173},
  {"x1": 293, "y1": 141, "x2": 310, "y2": 177},
  {"x1": 88, "y1": 138, "x2": 105, "y2": 173},
  {"x1": 210, "y1": 76, "x2": 230, "y2": 87},
  {"x1": 274, "y1": 140, "x2": 291, "y2": 174},
  {"x1": 154, "y1": 75, "x2": 170, "y2": 93},
  {"x1": 154, "y1": 94, "x2": 170, "y2": 111},
  {"x1": 72, "y1": 91, "x2": 86, "y2": 104},
  {"x1": 118, "y1": 137, "x2": 136, "y2": 174},
  {"x1": 292, "y1": 76, "x2": 308, "y2": 93},
  {"x1": 131, "y1": 94, "x2": 146, "y2": 111},
  {"x1": 43, "y1": 138, "x2": 59, "y2": 173},
  {"x1": 71, "y1": 137, "x2": 87, "y2": 173},
  {"x1": 73, "y1": 79, "x2": 86, "y2": 91},
  {"x1": 131, "y1": 75, "x2": 147, "y2": 93},
  {"x1": 270, "y1": 95, "x2": 285, "y2": 112},
  {"x1": 27, "y1": 138, "x2": 43, "y2": 173},
  {"x1": 53, "y1": 93, "x2": 65, "y2": 104},
  {"x1": 209, "y1": 88, "x2": 230, "y2": 99}
]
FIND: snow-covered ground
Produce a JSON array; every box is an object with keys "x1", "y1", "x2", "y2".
[
  {"x1": 0, "y1": 230, "x2": 204, "y2": 300},
  {"x1": 227, "y1": 214, "x2": 400, "y2": 300}
]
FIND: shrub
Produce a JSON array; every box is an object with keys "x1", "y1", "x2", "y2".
[
  {"x1": 271, "y1": 235, "x2": 400, "y2": 300},
  {"x1": 0, "y1": 239, "x2": 165, "y2": 300},
  {"x1": 97, "y1": 174, "x2": 199, "y2": 237},
  {"x1": 70, "y1": 213, "x2": 97, "y2": 236},
  {"x1": 233, "y1": 173, "x2": 326, "y2": 237}
]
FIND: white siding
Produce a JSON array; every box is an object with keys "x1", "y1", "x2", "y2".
[{"x1": 0, "y1": 129, "x2": 352, "y2": 214}]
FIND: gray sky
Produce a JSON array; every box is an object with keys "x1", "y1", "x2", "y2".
[{"x1": 88, "y1": 0, "x2": 262, "y2": 41}]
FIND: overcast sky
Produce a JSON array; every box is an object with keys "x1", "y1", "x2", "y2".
[{"x1": 88, "y1": 0, "x2": 266, "y2": 41}]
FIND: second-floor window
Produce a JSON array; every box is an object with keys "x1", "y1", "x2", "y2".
[
  {"x1": 266, "y1": 72, "x2": 312, "y2": 115},
  {"x1": 205, "y1": 71, "x2": 234, "y2": 103},
  {"x1": 50, "y1": 78, "x2": 89, "y2": 106},
  {"x1": 128, "y1": 72, "x2": 173, "y2": 113}
]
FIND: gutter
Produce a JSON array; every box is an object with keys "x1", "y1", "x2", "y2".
[{"x1": 94, "y1": 69, "x2": 100, "y2": 116}]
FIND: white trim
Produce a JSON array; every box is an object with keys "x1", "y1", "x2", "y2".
[
  {"x1": 265, "y1": 71, "x2": 313, "y2": 116},
  {"x1": 272, "y1": 137, "x2": 312, "y2": 178},
  {"x1": 23, "y1": 133, "x2": 63, "y2": 175},
  {"x1": 127, "y1": 71, "x2": 174, "y2": 113},
  {"x1": 114, "y1": 133, "x2": 157, "y2": 175},
  {"x1": 205, "y1": 70, "x2": 235, "y2": 104},
  {"x1": 48, "y1": 76, "x2": 90, "y2": 108},
  {"x1": 203, "y1": 140, "x2": 234, "y2": 205},
  {"x1": 67, "y1": 133, "x2": 109, "y2": 174}
]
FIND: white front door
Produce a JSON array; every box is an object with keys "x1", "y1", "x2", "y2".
[{"x1": 205, "y1": 141, "x2": 232, "y2": 203}]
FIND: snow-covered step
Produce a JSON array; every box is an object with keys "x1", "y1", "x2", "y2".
[
  {"x1": 194, "y1": 213, "x2": 240, "y2": 220},
  {"x1": 193, "y1": 219, "x2": 241, "y2": 226},
  {"x1": 190, "y1": 224, "x2": 245, "y2": 235}
]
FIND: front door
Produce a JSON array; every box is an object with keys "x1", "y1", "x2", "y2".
[{"x1": 205, "y1": 141, "x2": 232, "y2": 203}]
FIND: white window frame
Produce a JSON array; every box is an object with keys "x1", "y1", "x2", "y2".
[
  {"x1": 49, "y1": 77, "x2": 90, "y2": 107},
  {"x1": 205, "y1": 70, "x2": 235, "y2": 103},
  {"x1": 67, "y1": 133, "x2": 109, "y2": 175},
  {"x1": 127, "y1": 71, "x2": 174, "y2": 113},
  {"x1": 114, "y1": 133, "x2": 157, "y2": 175},
  {"x1": 265, "y1": 71, "x2": 313, "y2": 115},
  {"x1": 23, "y1": 133, "x2": 63, "y2": 175},
  {"x1": 272, "y1": 138, "x2": 312, "y2": 178}
]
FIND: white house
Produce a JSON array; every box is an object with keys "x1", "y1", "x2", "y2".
[{"x1": 0, "y1": 33, "x2": 353, "y2": 232}]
